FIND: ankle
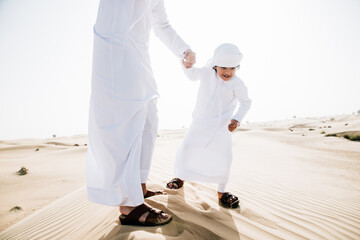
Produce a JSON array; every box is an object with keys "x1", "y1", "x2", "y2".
[
  {"x1": 141, "y1": 183, "x2": 147, "y2": 195},
  {"x1": 217, "y1": 192, "x2": 224, "y2": 199},
  {"x1": 119, "y1": 206, "x2": 136, "y2": 215}
]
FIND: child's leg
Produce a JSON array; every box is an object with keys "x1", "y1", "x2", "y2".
[
  {"x1": 217, "y1": 183, "x2": 227, "y2": 193},
  {"x1": 217, "y1": 183, "x2": 227, "y2": 199}
]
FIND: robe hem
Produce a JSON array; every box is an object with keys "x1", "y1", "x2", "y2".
[
  {"x1": 87, "y1": 187, "x2": 144, "y2": 207},
  {"x1": 175, "y1": 167, "x2": 229, "y2": 185}
]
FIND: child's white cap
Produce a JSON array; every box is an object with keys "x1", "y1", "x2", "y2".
[{"x1": 211, "y1": 43, "x2": 243, "y2": 67}]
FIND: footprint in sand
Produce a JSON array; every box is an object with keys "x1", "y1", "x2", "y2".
[{"x1": 200, "y1": 202, "x2": 211, "y2": 211}]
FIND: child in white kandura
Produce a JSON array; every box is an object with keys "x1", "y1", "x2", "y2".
[{"x1": 166, "y1": 43, "x2": 252, "y2": 208}]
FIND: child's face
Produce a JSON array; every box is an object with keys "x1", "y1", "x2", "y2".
[{"x1": 214, "y1": 66, "x2": 238, "y2": 81}]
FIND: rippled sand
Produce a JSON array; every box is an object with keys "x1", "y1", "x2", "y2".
[{"x1": 1, "y1": 114, "x2": 359, "y2": 239}]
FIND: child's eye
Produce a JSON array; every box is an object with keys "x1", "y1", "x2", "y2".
[{"x1": 222, "y1": 67, "x2": 227, "y2": 70}]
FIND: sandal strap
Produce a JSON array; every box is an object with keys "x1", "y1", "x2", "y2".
[
  {"x1": 221, "y1": 192, "x2": 238, "y2": 204},
  {"x1": 168, "y1": 178, "x2": 183, "y2": 189},
  {"x1": 220, "y1": 192, "x2": 230, "y2": 202},
  {"x1": 145, "y1": 208, "x2": 164, "y2": 225},
  {"x1": 122, "y1": 204, "x2": 150, "y2": 225}
]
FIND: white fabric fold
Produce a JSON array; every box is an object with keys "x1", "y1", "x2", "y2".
[
  {"x1": 174, "y1": 65, "x2": 251, "y2": 189},
  {"x1": 87, "y1": 0, "x2": 190, "y2": 206}
]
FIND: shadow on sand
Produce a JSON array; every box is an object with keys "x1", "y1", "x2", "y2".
[{"x1": 99, "y1": 183, "x2": 241, "y2": 240}]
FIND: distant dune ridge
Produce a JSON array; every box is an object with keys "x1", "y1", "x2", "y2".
[{"x1": 0, "y1": 114, "x2": 359, "y2": 239}]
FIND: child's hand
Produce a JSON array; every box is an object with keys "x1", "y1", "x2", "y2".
[
  {"x1": 183, "y1": 49, "x2": 196, "y2": 68},
  {"x1": 228, "y1": 119, "x2": 239, "y2": 132},
  {"x1": 182, "y1": 59, "x2": 193, "y2": 68}
]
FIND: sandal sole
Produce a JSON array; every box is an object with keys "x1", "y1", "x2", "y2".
[{"x1": 119, "y1": 214, "x2": 173, "y2": 226}]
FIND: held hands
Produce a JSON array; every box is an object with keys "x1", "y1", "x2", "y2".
[
  {"x1": 228, "y1": 119, "x2": 239, "y2": 132},
  {"x1": 182, "y1": 49, "x2": 196, "y2": 68}
]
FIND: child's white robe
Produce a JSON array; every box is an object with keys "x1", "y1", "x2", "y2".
[
  {"x1": 86, "y1": 0, "x2": 190, "y2": 207},
  {"x1": 175, "y1": 66, "x2": 251, "y2": 187}
]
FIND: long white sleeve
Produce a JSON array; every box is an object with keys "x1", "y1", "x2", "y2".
[
  {"x1": 181, "y1": 63, "x2": 204, "y2": 81},
  {"x1": 232, "y1": 82, "x2": 252, "y2": 122},
  {"x1": 151, "y1": 0, "x2": 190, "y2": 57}
]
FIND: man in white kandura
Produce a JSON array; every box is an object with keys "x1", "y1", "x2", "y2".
[
  {"x1": 86, "y1": 0, "x2": 196, "y2": 226},
  {"x1": 166, "y1": 43, "x2": 251, "y2": 209}
]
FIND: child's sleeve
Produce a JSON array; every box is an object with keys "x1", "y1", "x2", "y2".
[
  {"x1": 151, "y1": 0, "x2": 191, "y2": 58},
  {"x1": 181, "y1": 62, "x2": 203, "y2": 81},
  {"x1": 232, "y1": 82, "x2": 252, "y2": 122}
]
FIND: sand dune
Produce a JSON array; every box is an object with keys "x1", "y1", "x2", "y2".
[{"x1": 0, "y1": 115, "x2": 359, "y2": 239}]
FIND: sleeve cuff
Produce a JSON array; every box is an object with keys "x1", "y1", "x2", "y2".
[{"x1": 179, "y1": 46, "x2": 191, "y2": 58}]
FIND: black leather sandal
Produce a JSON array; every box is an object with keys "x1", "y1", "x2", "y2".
[
  {"x1": 219, "y1": 192, "x2": 240, "y2": 208},
  {"x1": 144, "y1": 190, "x2": 165, "y2": 198},
  {"x1": 166, "y1": 178, "x2": 184, "y2": 189},
  {"x1": 119, "y1": 204, "x2": 172, "y2": 226}
]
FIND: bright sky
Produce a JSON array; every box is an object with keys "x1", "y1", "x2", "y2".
[{"x1": 0, "y1": 0, "x2": 359, "y2": 139}]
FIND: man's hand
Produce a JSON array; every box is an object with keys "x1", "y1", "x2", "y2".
[
  {"x1": 228, "y1": 119, "x2": 239, "y2": 132},
  {"x1": 182, "y1": 49, "x2": 196, "y2": 68}
]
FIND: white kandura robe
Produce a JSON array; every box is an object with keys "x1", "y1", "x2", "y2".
[
  {"x1": 174, "y1": 66, "x2": 251, "y2": 191},
  {"x1": 86, "y1": 0, "x2": 190, "y2": 207}
]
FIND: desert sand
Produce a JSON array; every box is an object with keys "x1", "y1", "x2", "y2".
[{"x1": 0, "y1": 114, "x2": 359, "y2": 239}]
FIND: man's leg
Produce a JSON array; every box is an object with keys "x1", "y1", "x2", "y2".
[
  {"x1": 140, "y1": 99, "x2": 158, "y2": 184},
  {"x1": 119, "y1": 98, "x2": 170, "y2": 223}
]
